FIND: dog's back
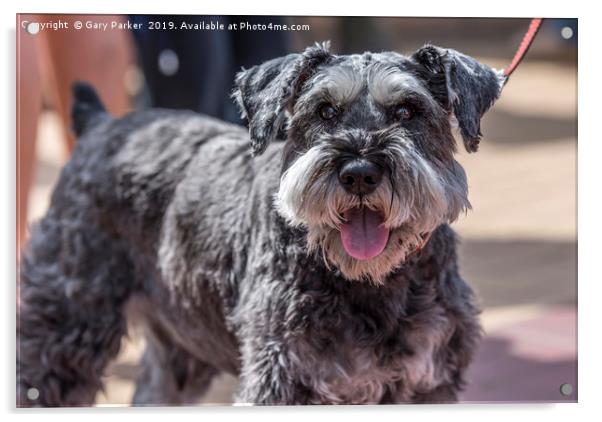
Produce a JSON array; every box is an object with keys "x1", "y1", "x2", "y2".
[{"x1": 18, "y1": 84, "x2": 275, "y2": 405}]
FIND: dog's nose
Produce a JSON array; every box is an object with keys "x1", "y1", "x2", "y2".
[{"x1": 338, "y1": 159, "x2": 383, "y2": 195}]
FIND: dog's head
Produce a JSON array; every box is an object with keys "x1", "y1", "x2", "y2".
[{"x1": 233, "y1": 42, "x2": 503, "y2": 284}]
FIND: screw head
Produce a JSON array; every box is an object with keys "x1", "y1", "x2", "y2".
[
  {"x1": 26, "y1": 387, "x2": 39, "y2": 401},
  {"x1": 560, "y1": 383, "x2": 573, "y2": 396},
  {"x1": 26, "y1": 22, "x2": 40, "y2": 35}
]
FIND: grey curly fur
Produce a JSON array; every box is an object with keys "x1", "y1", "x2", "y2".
[{"x1": 17, "y1": 43, "x2": 501, "y2": 406}]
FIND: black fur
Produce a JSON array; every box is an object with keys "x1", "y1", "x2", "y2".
[
  {"x1": 412, "y1": 45, "x2": 502, "y2": 152},
  {"x1": 17, "y1": 43, "x2": 499, "y2": 406},
  {"x1": 71, "y1": 82, "x2": 107, "y2": 137}
]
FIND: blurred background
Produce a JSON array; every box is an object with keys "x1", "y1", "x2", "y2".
[{"x1": 17, "y1": 15, "x2": 577, "y2": 404}]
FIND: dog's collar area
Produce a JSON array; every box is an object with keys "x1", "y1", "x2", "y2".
[{"x1": 407, "y1": 231, "x2": 433, "y2": 259}]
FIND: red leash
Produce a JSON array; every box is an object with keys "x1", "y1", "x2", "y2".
[{"x1": 502, "y1": 18, "x2": 544, "y2": 85}]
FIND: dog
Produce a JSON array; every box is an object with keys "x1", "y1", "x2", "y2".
[{"x1": 17, "y1": 42, "x2": 503, "y2": 406}]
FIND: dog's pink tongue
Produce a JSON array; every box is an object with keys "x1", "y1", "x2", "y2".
[{"x1": 340, "y1": 207, "x2": 389, "y2": 260}]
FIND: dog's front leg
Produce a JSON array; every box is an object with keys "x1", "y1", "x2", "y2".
[{"x1": 234, "y1": 339, "x2": 308, "y2": 405}]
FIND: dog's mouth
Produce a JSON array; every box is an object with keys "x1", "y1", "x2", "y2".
[{"x1": 340, "y1": 206, "x2": 390, "y2": 261}]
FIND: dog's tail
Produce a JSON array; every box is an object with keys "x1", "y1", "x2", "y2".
[{"x1": 71, "y1": 82, "x2": 107, "y2": 137}]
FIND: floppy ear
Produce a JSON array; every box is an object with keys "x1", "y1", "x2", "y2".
[
  {"x1": 412, "y1": 45, "x2": 504, "y2": 152},
  {"x1": 232, "y1": 42, "x2": 333, "y2": 156}
]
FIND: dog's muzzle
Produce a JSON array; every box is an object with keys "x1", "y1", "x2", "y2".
[{"x1": 336, "y1": 158, "x2": 389, "y2": 260}]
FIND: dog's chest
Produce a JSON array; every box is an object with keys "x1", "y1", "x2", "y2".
[{"x1": 285, "y1": 288, "x2": 454, "y2": 404}]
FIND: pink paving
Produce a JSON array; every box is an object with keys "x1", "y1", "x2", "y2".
[{"x1": 462, "y1": 306, "x2": 577, "y2": 403}]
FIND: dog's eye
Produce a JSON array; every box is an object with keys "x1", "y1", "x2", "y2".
[
  {"x1": 318, "y1": 103, "x2": 338, "y2": 120},
  {"x1": 392, "y1": 104, "x2": 414, "y2": 121}
]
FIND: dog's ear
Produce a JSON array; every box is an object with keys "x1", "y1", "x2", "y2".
[
  {"x1": 411, "y1": 45, "x2": 504, "y2": 152},
  {"x1": 232, "y1": 42, "x2": 333, "y2": 156}
]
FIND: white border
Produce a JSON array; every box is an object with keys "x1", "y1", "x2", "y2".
[{"x1": 2, "y1": 1, "x2": 599, "y2": 421}]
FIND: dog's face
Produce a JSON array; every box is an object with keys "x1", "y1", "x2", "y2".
[{"x1": 233, "y1": 42, "x2": 502, "y2": 283}]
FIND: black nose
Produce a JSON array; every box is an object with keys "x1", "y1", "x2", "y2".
[{"x1": 338, "y1": 159, "x2": 383, "y2": 195}]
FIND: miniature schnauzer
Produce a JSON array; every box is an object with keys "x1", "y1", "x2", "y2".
[{"x1": 17, "y1": 42, "x2": 503, "y2": 406}]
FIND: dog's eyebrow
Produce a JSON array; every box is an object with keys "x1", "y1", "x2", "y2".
[
  {"x1": 367, "y1": 65, "x2": 436, "y2": 108},
  {"x1": 310, "y1": 65, "x2": 364, "y2": 104}
]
